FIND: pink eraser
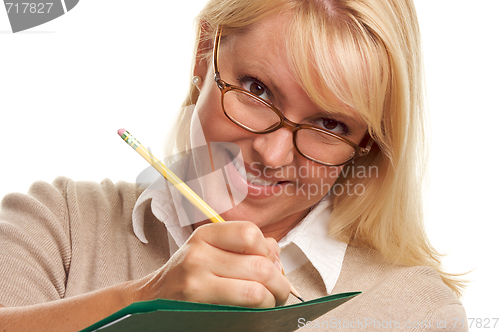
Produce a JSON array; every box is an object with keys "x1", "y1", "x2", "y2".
[{"x1": 117, "y1": 128, "x2": 126, "y2": 136}]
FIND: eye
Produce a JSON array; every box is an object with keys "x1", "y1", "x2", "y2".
[
  {"x1": 314, "y1": 118, "x2": 350, "y2": 136},
  {"x1": 237, "y1": 76, "x2": 272, "y2": 102}
]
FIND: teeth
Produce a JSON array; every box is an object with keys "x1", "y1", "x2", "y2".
[
  {"x1": 232, "y1": 158, "x2": 279, "y2": 186},
  {"x1": 232, "y1": 158, "x2": 247, "y2": 178},
  {"x1": 246, "y1": 172, "x2": 278, "y2": 186}
]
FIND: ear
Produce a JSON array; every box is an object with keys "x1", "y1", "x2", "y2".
[{"x1": 193, "y1": 21, "x2": 214, "y2": 88}]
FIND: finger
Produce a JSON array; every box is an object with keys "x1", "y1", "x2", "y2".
[
  {"x1": 153, "y1": 249, "x2": 277, "y2": 308},
  {"x1": 191, "y1": 221, "x2": 274, "y2": 259},
  {"x1": 265, "y1": 237, "x2": 281, "y2": 268},
  {"x1": 193, "y1": 276, "x2": 277, "y2": 308},
  {"x1": 206, "y1": 248, "x2": 291, "y2": 305}
]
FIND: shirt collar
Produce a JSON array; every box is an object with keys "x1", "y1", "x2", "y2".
[
  {"x1": 132, "y1": 157, "x2": 193, "y2": 249},
  {"x1": 277, "y1": 197, "x2": 347, "y2": 294},
  {"x1": 132, "y1": 160, "x2": 346, "y2": 294}
]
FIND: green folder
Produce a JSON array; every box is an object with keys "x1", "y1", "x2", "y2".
[{"x1": 80, "y1": 291, "x2": 360, "y2": 332}]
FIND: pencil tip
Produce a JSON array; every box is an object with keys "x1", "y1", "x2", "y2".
[{"x1": 289, "y1": 284, "x2": 304, "y2": 302}]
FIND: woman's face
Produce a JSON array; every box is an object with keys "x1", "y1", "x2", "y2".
[{"x1": 193, "y1": 15, "x2": 367, "y2": 240}]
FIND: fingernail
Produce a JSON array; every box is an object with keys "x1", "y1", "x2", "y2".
[{"x1": 274, "y1": 254, "x2": 283, "y2": 273}]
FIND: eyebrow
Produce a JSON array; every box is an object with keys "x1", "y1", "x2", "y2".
[{"x1": 318, "y1": 110, "x2": 356, "y2": 122}]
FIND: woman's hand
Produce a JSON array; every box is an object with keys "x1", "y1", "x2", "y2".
[{"x1": 139, "y1": 221, "x2": 291, "y2": 308}]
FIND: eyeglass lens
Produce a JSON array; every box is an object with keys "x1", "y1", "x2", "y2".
[{"x1": 222, "y1": 89, "x2": 356, "y2": 166}]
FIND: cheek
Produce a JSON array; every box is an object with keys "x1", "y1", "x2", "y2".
[
  {"x1": 195, "y1": 83, "x2": 251, "y2": 146},
  {"x1": 302, "y1": 164, "x2": 342, "y2": 189},
  {"x1": 194, "y1": 84, "x2": 227, "y2": 142},
  {"x1": 196, "y1": 84, "x2": 219, "y2": 126}
]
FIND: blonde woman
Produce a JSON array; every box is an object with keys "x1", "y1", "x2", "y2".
[{"x1": 0, "y1": 0, "x2": 467, "y2": 331}]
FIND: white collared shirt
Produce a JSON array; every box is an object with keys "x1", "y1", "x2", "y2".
[{"x1": 132, "y1": 172, "x2": 347, "y2": 294}]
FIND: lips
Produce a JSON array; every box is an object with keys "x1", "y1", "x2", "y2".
[
  {"x1": 245, "y1": 171, "x2": 282, "y2": 186},
  {"x1": 225, "y1": 149, "x2": 292, "y2": 199}
]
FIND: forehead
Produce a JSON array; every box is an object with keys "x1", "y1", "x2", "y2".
[
  {"x1": 219, "y1": 15, "x2": 366, "y2": 128},
  {"x1": 222, "y1": 16, "x2": 293, "y2": 79}
]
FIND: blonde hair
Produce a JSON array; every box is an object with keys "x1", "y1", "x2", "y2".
[{"x1": 165, "y1": 0, "x2": 466, "y2": 297}]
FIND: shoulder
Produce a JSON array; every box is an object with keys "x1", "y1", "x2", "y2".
[
  {"x1": 337, "y1": 245, "x2": 462, "y2": 305},
  {"x1": 1, "y1": 177, "x2": 145, "y2": 228},
  {"x1": 0, "y1": 177, "x2": 162, "y2": 307},
  {"x1": 38, "y1": 176, "x2": 145, "y2": 223},
  {"x1": 330, "y1": 245, "x2": 467, "y2": 331},
  {"x1": 338, "y1": 245, "x2": 458, "y2": 295},
  {"x1": 1, "y1": 176, "x2": 144, "y2": 210},
  {"x1": 50, "y1": 176, "x2": 144, "y2": 205}
]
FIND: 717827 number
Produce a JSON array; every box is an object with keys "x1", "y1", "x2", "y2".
[{"x1": 5, "y1": 3, "x2": 53, "y2": 14}]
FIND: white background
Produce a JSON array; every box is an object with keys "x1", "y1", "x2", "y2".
[{"x1": 0, "y1": 0, "x2": 498, "y2": 326}]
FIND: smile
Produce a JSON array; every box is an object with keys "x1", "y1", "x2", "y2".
[
  {"x1": 231, "y1": 156, "x2": 288, "y2": 186},
  {"x1": 223, "y1": 149, "x2": 292, "y2": 199}
]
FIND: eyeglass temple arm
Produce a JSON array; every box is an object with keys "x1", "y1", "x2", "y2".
[
  {"x1": 213, "y1": 26, "x2": 223, "y2": 88},
  {"x1": 359, "y1": 138, "x2": 375, "y2": 156}
]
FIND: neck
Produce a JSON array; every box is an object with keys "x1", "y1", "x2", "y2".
[{"x1": 260, "y1": 208, "x2": 310, "y2": 241}]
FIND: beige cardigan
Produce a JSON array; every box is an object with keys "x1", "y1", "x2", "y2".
[{"x1": 0, "y1": 177, "x2": 467, "y2": 331}]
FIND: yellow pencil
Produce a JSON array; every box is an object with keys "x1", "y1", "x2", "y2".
[
  {"x1": 118, "y1": 129, "x2": 224, "y2": 223},
  {"x1": 117, "y1": 128, "x2": 304, "y2": 302}
]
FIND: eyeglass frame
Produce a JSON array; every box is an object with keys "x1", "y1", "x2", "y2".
[{"x1": 212, "y1": 26, "x2": 374, "y2": 167}]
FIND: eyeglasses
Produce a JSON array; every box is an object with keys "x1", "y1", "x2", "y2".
[{"x1": 212, "y1": 26, "x2": 374, "y2": 167}]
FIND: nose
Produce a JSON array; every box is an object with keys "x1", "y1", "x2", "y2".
[{"x1": 252, "y1": 127, "x2": 295, "y2": 168}]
